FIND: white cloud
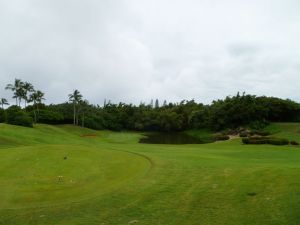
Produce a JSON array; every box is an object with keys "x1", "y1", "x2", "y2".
[{"x1": 0, "y1": 0, "x2": 300, "y2": 105}]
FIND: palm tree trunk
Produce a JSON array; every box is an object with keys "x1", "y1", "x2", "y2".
[
  {"x1": 33, "y1": 108, "x2": 37, "y2": 123},
  {"x1": 36, "y1": 104, "x2": 39, "y2": 122},
  {"x1": 73, "y1": 102, "x2": 76, "y2": 125},
  {"x1": 82, "y1": 112, "x2": 84, "y2": 127},
  {"x1": 76, "y1": 109, "x2": 79, "y2": 125}
]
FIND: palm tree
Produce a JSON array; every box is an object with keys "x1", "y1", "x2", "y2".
[
  {"x1": 29, "y1": 90, "x2": 45, "y2": 123},
  {"x1": 22, "y1": 82, "x2": 34, "y2": 108},
  {"x1": 0, "y1": 98, "x2": 9, "y2": 109},
  {"x1": 68, "y1": 90, "x2": 82, "y2": 125},
  {"x1": 35, "y1": 90, "x2": 45, "y2": 114},
  {"x1": 5, "y1": 78, "x2": 24, "y2": 106},
  {"x1": 78, "y1": 99, "x2": 89, "y2": 127}
]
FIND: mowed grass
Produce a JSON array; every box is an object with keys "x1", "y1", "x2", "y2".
[
  {"x1": 0, "y1": 123, "x2": 300, "y2": 225},
  {"x1": 0, "y1": 145, "x2": 149, "y2": 209}
]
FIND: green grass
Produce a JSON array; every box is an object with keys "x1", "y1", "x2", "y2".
[
  {"x1": 0, "y1": 123, "x2": 300, "y2": 224},
  {"x1": 265, "y1": 123, "x2": 300, "y2": 142}
]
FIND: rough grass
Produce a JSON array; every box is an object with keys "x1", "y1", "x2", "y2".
[{"x1": 0, "y1": 123, "x2": 300, "y2": 225}]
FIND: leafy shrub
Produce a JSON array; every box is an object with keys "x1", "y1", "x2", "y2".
[
  {"x1": 214, "y1": 134, "x2": 230, "y2": 141},
  {"x1": 6, "y1": 106, "x2": 33, "y2": 127},
  {"x1": 0, "y1": 109, "x2": 6, "y2": 123},
  {"x1": 134, "y1": 122, "x2": 144, "y2": 131},
  {"x1": 239, "y1": 131, "x2": 248, "y2": 137},
  {"x1": 242, "y1": 137, "x2": 267, "y2": 144},
  {"x1": 242, "y1": 137, "x2": 249, "y2": 144},
  {"x1": 84, "y1": 117, "x2": 104, "y2": 130},
  {"x1": 226, "y1": 129, "x2": 237, "y2": 135},
  {"x1": 268, "y1": 138, "x2": 289, "y2": 145},
  {"x1": 249, "y1": 130, "x2": 270, "y2": 136},
  {"x1": 242, "y1": 137, "x2": 289, "y2": 145},
  {"x1": 35, "y1": 110, "x2": 64, "y2": 124},
  {"x1": 290, "y1": 140, "x2": 299, "y2": 145},
  {"x1": 249, "y1": 120, "x2": 268, "y2": 130}
]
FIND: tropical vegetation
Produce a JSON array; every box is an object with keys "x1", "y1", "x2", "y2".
[{"x1": 2, "y1": 79, "x2": 300, "y2": 132}]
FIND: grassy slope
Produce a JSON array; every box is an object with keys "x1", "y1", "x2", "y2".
[
  {"x1": 0, "y1": 123, "x2": 300, "y2": 225},
  {"x1": 265, "y1": 122, "x2": 300, "y2": 141}
]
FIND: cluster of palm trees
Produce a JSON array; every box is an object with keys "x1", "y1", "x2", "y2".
[
  {"x1": 4, "y1": 79, "x2": 88, "y2": 126},
  {"x1": 68, "y1": 89, "x2": 88, "y2": 126},
  {"x1": 4, "y1": 78, "x2": 45, "y2": 122}
]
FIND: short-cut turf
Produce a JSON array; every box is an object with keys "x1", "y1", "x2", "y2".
[
  {"x1": 0, "y1": 145, "x2": 150, "y2": 209},
  {"x1": 0, "y1": 123, "x2": 300, "y2": 225}
]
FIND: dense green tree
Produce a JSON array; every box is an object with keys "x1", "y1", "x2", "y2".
[
  {"x1": 23, "y1": 93, "x2": 300, "y2": 131},
  {"x1": 6, "y1": 105, "x2": 33, "y2": 127}
]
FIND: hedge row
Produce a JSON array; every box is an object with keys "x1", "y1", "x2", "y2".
[
  {"x1": 242, "y1": 137, "x2": 289, "y2": 145},
  {"x1": 239, "y1": 130, "x2": 270, "y2": 137},
  {"x1": 214, "y1": 134, "x2": 230, "y2": 141},
  {"x1": 6, "y1": 106, "x2": 33, "y2": 127}
]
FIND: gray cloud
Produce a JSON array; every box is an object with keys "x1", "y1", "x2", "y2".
[{"x1": 0, "y1": 0, "x2": 300, "y2": 105}]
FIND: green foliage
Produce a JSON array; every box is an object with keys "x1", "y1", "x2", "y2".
[
  {"x1": 249, "y1": 120, "x2": 269, "y2": 130},
  {"x1": 19, "y1": 91, "x2": 300, "y2": 132},
  {"x1": 4, "y1": 78, "x2": 300, "y2": 131},
  {"x1": 0, "y1": 109, "x2": 6, "y2": 123},
  {"x1": 6, "y1": 106, "x2": 33, "y2": 127},
  {"x1": 34, "y1": 110, "x2": 64, "y2": 124},
  {"x1": 214, "y1": 134, "x2": 230, "y2": 141},
  {"x1": 290, "y1": 140, "x2": 299, "y2": 145},
  {"x1": 268, "y1": 138, "x2": 290, "y2": 145},
  {"x1": 48, "y1": 103, "x2": 73, "y2": 123},
  {"x1": 84, "y1": 116, "x2": 104, "y2": 130},
  {"x1": 41, "y1": 95, "x2": 300, "y2": 132},
  {"x1": 249, "y1": 130, "x2": 270, "y2": 136},
  {"x1": 239, "y1": 131, "x2": 248, "y2": 137}
]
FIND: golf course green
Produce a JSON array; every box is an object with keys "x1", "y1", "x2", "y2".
[{"x1": 0, "y1": 123, "x2": 300, "y2": 225}]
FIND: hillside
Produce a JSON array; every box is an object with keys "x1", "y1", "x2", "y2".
[{"x1": 0, "y1": 123, "x2": 300, "y2": 225}]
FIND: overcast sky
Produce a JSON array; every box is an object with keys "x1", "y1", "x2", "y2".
[{"x1": 0, "y1": 0, "x2": 300, "y2": 105}]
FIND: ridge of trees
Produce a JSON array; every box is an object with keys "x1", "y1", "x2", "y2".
[{"x1": 1, "y1": 78, "x2": 300, "y2": 131}]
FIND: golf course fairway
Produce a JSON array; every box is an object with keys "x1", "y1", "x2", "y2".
[
  {"x1": 0, "y1": 123, "x2": 300, "y2": 225},
  {"x1": 0, "y1": 145, "x2": 150, "y2": 209}
]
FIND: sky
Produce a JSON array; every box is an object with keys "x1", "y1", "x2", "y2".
[{"x1": 0, "y1": 0, "x2": 300, "y2": 105}]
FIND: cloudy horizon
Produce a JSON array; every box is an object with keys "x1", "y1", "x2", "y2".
[{"x1": 1, "y1": 0, "x2": 300, "y2": 106}]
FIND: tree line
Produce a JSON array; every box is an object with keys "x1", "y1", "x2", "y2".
[{"x1": 1, "y1": 78, "x2": 300, "y2": 131}]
